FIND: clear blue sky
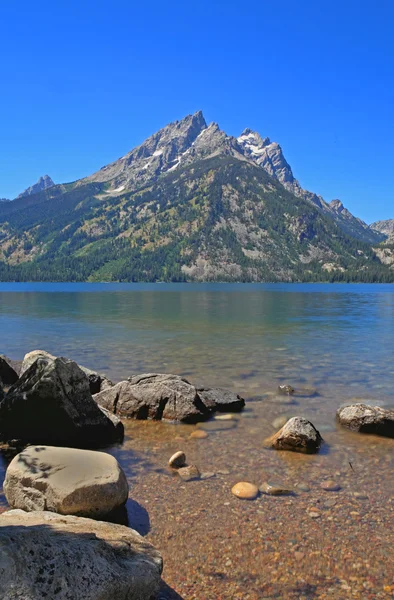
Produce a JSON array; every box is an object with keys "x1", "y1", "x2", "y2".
[{"x1": 1, "y1": 0, "x2": 393, "y2": 223}]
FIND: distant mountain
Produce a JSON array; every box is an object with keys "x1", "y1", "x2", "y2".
[
  {"x1": 17, "y1": 175, "x2": 55, "y2": 199},
  {"x1": 370, "y1": 219, "x2": 394, "y2": 241},
  {"x1": 0, "y1": 198, "x2": 11, "y2": 203},
  {"x1": 0, "y1": 112, "x2": 392, "y2": 283}
]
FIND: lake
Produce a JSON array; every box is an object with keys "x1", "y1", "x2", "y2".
[{"x1": 1, "y1": 282, "x2": 394, "y2": 598}]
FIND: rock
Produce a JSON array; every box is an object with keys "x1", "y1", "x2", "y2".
[
  {"x1": 214, "y1": 413, "x2": 236, "y2": 421},
  {"x1": 4, "y1": 445, "x2": 129, "y2": 518},
  {"x1": 320, "y1": 480, "x2": 341, "y2": 492},
  {"x1": 177, "y1": 465, "x2": 200, "y2": 481},
  {"x1": 278, "y1": 384, "x2": 295, "y2": 395},
  {"x1": 231, "y1": 482, "x2": 259, "y2": 500},
  {"x1": 20, "y1": 350, "x2": 113, "y2": 395},
  {"x1": 0, "y1": 509, "x2": 162, "y2": 600},
  {"x1": 200, "y1": 472, "x2": 215, "y2": 480},
  {"x1": 0, "y1": 381, "x2": 4, "y2": 402},
  {"x1": 168, "y1": 451, "x2": 186, "y2": 468},
  {"x1": 95, "y1": 373, "x2": 210, "y2": 423},
  {"x1": 295, "y1": 482, "x2": 311, "y2": 492},
  {"x1": 197, "y1": 387, "x2": 245, "y2": 413},
  {"x1": 264, "y1": 417, "x2": 323, "y2": 453},
  {"x1": 336, "y1": 404, "x2": 394, "y2": 438},
  {"x1": 0, "y1": 355, "x2": 19, "y2": 385},
  {"x1": 272, "y1": 415, "x2": 291, "y2": 429},
  {"x1": 97, "y1": 405, "x2": 125, "y2": 440},
  {"x1": 190, "y1": 430, "x2": 209, "y2": 439},
  {"x1": 259, "y1": 481, "x2": 293, "y2": 496},
  {"x1": 0, "y1": 356, "x2": 123, "y2": 448}
]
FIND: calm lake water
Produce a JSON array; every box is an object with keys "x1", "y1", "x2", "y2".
[
  {"x1": 1, "y1": 282, "x2": 394, "y2": 404},
  {"x1": 1, "y1": 283, "x2": 394, "y2": 598}
]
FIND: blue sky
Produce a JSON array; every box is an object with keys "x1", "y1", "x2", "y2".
[{"x1": 1, "y1": 0, "x2": 393, "y2": 223}]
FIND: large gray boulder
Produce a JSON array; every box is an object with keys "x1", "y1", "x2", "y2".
[
  {"x1": 0, "y1": 356, "x2": 19, "y2": 386},
  {"x1": 197, "y1": 387, "x2": 245, "y2": 413},
  {"x1": 0, "y1": 356, "x2": 123, "y2": 448},
  {"x1": 4, "y1": 445, "x2": 129, "y2": 518},
  {"x1": 337, "y1": 404, "x2": 394, "y2": 438},
  {"x1": 0, "y1": 510, "x2": 163, "y2": 600},
  {"x1": 20, "y1": 350, "x2": 113, "y2": 395},
  {"x1": 95, "y1": 373, "x2": 210, "y2": 423},
  {"x1": 264, "y1": 416, "x2": 323, "y2": 453}
]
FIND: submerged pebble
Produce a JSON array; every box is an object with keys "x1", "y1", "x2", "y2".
[
  {"x1": 320, "y1": 480, "x2": 341, "y2": 492},
  {"x1": 259, "y1": 481, "x2": 293, "y2": 496},
  {"x1": 231, "y1": 482, "x2": 259, "y2": 500},
  {"x1": 177, "y1": 465, "x2": 200, "y2": 482},
  {"x1": 190, "y1": 430, "x2": 208, "y2": 439}
]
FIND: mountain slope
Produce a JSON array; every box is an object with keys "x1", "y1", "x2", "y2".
[
  {"x1": 0, "y1": 112, "x2": 392, "y2": 283},
  {"x1": 371, "y1": 219, "x2": 394, "y2": 241}
]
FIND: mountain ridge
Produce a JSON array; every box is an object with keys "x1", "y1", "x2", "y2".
[{"x1": 0, "y1": 111, "x2": 392, "y2": 283}]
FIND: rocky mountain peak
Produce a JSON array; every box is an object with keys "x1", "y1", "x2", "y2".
[
  {"x1": 16, "y1": 175, "x2": 55, "y2": 199},
  {"x1": 329, "y1": 199, "x2": 345, "y2": 213}
]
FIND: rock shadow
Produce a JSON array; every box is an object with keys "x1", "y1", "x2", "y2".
[
  {"x1": 105, "y1": 498, "x2": 151, "y2": 535},
  {"x1": 157, "y1": 581, "x2": 185, "y2": 599}
]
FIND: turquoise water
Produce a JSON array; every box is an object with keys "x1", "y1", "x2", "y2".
[{"x1": 1, "y1": 283, "x2": 394, "y2": 402}]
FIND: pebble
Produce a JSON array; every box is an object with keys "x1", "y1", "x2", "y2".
[
  {"x1": 217, "y1": 469, "x2": 230, "y2": 475},
  {"x1": 168, "y1": 451, "x2": 186, "y2": 468},
  {"x1": 177, "y1": 465, "x2": 201, "y2": 481},
  {"x1": 231, "y1": 482, "x2": 259, "y2": 500},
  {"x1": 259, "y1": 481, "x2": 293, "y2": 496},
  {"x1": 308, "y1": 511, "x2": 321, "y2": 519},
  {"x1": 353, "y1": 492, "x2": 368, "y2": 499},
  {"x1": 320, "y1": 480, "x2": 341, "y2": 492},
  {"x1": 278, "y1": 385, "x2": 295, "y2": 395},
  {"x1": 190, "y1": 430, "x2": 208, "y2": 439},
  {"x1": 295, "y1": 483, "x2": 311, "y2": 492},
  {"x1": 294, "y1": 551, "x2": 305, "y2": 561},
  {"x1": 323, "y1": 499, "x2": 337, "y2": 508}
]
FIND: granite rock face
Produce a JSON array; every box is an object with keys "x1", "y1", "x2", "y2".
[
  {"x1": 197, "y1": 387, "x2": 245, "y2": 413},
  {"x1": 337, "y1": 403, "x2": 394, "y2": 438},
  {"x1": 0, "y1": 356, "x2": 123, "y2": 447},
  {"x1": 0, "y1": 356, "x2": 20, "y2": 386},
  {"x1": 0, "y1": 509, "x2": 163, "y2": 600},
  {"x1": 20, "y1": 349, "x2": 113, "y2": 395},
  {"x1": 265, "y1": 416, "x2": 323, "y2": 453},
  {"x1": 4, "y1": 445, "x2": 129, "y2": 518},
  {"x1": 370, "y1": 219, "x2": 394, "y2": 241}
]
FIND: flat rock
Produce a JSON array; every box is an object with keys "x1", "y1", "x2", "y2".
[
  {"x1": 320, "y1": 480, "x2": 341, "y2": 492},
  {"x1": 0, "y1": 356, "x2": 123, "y2": 448},
  {"x1": 190, "y1": 430, "x2": 209, "y2": 439},
  {"x1": 197, "y1": 387, "x2": 245, "y2": 413},
  {"x1": 337, "y1": 404, "x2": 394, "y2": 438},
  {"x1": 4, "y1": 445, "x2": 129, "y2": 518},
  {"x1": 264, "y1": 417, "x2": 323, "y2": 453},
  {"x1": 231, "y1": 482, "x2": 259, "y2": 500},
  {"x1": 0, "y1": 509, "x2": 162, "y2": 600},
  {"x1": 95, "y1": 373, "x2": 210, "y2": 423},
  {"x1": 278, "y1": 384, "x2": 295, "y2": 395},
  {"x1": 0, "y1": 355, "x2": 19, "y2": 385}
]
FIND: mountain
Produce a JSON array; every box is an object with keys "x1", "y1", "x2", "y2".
[
  {"x1": 16, "y1": 175, "x2": 55, "y2": 199},
  {"x1": 0, "y1": 112, "x2": 392, "y2": 283},
  {"x1": 0, "y1": 198, "x2": 11, "y2": 203},
  {"x1": 370, "y1": 220, "x2": 394, "y2": 241},
  {"x1": 237, "y1": 130, "x2": 384, "y2": 244}
]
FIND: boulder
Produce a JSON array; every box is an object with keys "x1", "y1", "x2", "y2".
[
  {"x1": 337, "y1": 404, "x2": 394, "y2": 438},
  {"x1": 95, "y1": 373, "x2": 210, "y2": 423},
  {"x1": 4, "y1": 445, "x2": 129, "y2": 518},
  {"x1": 264, "y1": 417, "x2": 323, "y2": 453},
  {"x1": 0, "y1": 509, "x2": 163, "y2": 600},
  {"x1": 0, "y1": 356, "x2": 123, "y2": 448},
  {"x1": 197, "y1": 387, "x2": 245, "y2": 413},
  {"x1": 20, "y1": 349, "x2": 113, "y2": 395},
  {"x1": 0, "y1": 356, "x2": 20, "y2": 386}
]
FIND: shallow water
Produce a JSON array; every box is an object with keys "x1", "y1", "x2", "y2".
[{"x1": 1, "y1": 283, "x2": 394, "y2": 598}]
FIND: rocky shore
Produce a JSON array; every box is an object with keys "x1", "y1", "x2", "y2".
[{"x1": 0, "y1": 350, "x2": 394, "y2": 599}]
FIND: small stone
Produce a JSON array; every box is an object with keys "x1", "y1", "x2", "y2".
[
  {"x1": 259, "y1": 482, "x2": 293, "y2": 496},
  {"x1": 295, "y1": 483, "x2": 311, "y2": 492},
  {"x1": 294, "y1": 551, "x2": 305, "y2": 561},
  {"x1": 177, "y1": 465, "x2": 200, "y2": 482},
  {"x1": 323, "y1": 499, "x2": 337, "y2": 508},
  {"x1": 271, "y1": 416, "x2": 291, "y2": 430},
  {"x1": 168, "y1": 451, "x2": 186, "y2": 468},
  {"x1": 308, "y1": 511, "x2": 320, "y2": 519},
  {"x1": 231, "y1": 482, "x2": 259, "y2": 500},
  {"x1": 353, "y1": 492, "x2": 368, "y2": 499},
  {"x1": 320, "y1": 480, "x2": 341, "y2": 492},
  {"x1": 217, "y1": 469, "x2": 230, "y2": 475},
  {"x1": 278, "y1": 385, "x2": 295, "y2": 395},
  {"x1": 200, "y1": 472, "x2": 215, "y2": 480},
  {"x1": 190, "y1": 430, "x2": 208, "y2": 439}
]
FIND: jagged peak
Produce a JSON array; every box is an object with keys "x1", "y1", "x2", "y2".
[{"x1": 16, "y1": 175, "x2": 55, "y2": 199}]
